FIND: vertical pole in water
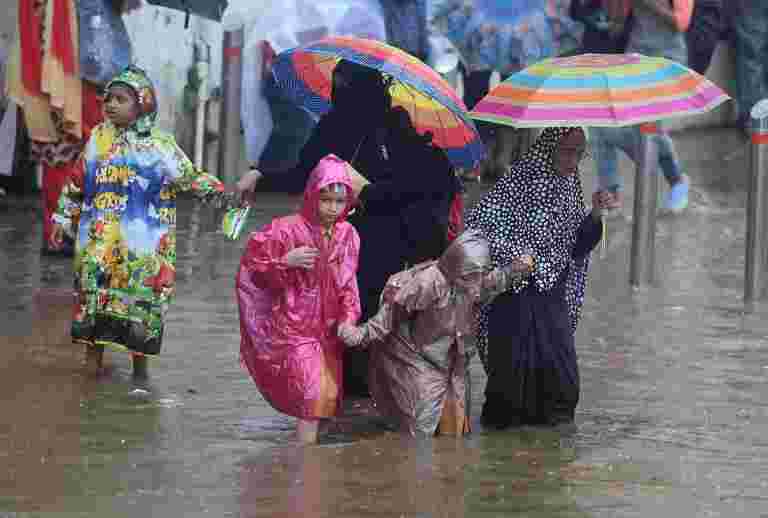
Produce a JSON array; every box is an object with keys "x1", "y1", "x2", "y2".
[
  {"x1": 193, "y1": 42, "x2": 211, "y2": 170},
  {"x1": 629, "y1": 123, "x2": 660, "y2": 287},
  {"x1": 217, "y1": 26, "x2": 244, "y2": 184},
  {"x1": 744, "y1": 100, "x2": 768, "y2": 304}
]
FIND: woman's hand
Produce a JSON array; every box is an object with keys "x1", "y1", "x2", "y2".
[
  {"x1": 592, "y1": 190, "x2": 612, "y2": 220},
  {"x1": 338, "y1": 323, "x2": 364, "y2": 348},
  {"x1": 346, "y1": 164, "x2": 370, "y2": 198},
  {"x1": 510, "y1": 254, "x2": 535, "y2": 274},
  {"x1": 235, "y1": 169, "x2": 263, "y2": 206},
  {"x1": 282, "y1": 246, "x2": 320, "y2": 269}
]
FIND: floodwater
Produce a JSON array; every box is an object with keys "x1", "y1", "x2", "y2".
[{"x1": 2, "y1": 128, "x2": 768, "y2": 517}]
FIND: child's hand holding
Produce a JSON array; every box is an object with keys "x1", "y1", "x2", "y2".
[
  {"x1": 338, "y1": 323, "x2": 364, "y2": 348},
  {"x1": 282, "y1": 246, "x2": 320, "y2": 269},
  {"x1": 510, "y1": 254, "x2": 535, "y2": 274}
]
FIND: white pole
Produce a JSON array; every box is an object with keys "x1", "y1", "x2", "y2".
[
  {"x1": 193, "y1": 42, "x2": 211, "y2": 170},
  {"x1": 629, "y1": 123, "x2": 659, "y2": 287}
]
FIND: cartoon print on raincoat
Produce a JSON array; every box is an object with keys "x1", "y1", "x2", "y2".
[
  {"x1": 53, "y1": 66, "x2": 239, "y2": 356},
  {"x1": 237, "y1": 154, "x2": 361, "y2": 420}
]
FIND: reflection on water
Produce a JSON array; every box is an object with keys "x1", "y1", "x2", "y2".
[
  {"x1": 2, "y1": 185, "x2": 768, "y2": 516},
  {"x1": 240, "y1": 436, "x2": 473, "y2": 518}
]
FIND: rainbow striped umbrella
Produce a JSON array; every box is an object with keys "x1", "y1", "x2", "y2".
[
  {"x1": 470, "y1": 53, "x2": 731, "y2": 128},
  {"x1": 271, "y1": 36, "x2": 485, "y2": 169}
]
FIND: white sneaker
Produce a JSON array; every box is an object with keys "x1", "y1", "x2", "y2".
[{"x1": 663, "y1": 174, "x2": 690, "y2": 213}]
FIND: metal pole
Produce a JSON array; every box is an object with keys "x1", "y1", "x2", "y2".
[
  {"x1": 743, "y1": 100, "x2": 768, "y2": 304},
  {"x1": 217, "y1": 26, "x2": 244, "y2": 184},
  {"x1": 629, "y1": 123, "x2": 660, "y2": 287},
  {"x1": 194, "y1": 42, "x2": 211, "y2": 170}
]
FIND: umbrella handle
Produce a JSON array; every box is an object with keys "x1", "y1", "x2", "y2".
[{"x1": 599, "y1": 219, "x2": 607, "y2": 260}]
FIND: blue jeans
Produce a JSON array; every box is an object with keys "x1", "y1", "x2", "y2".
[
  {"x1": 590, "y1": 126, "x2": 683, "y2": 193},
  {"x1": 731, "y1": 1, "x2": 768, "y2": 127}
]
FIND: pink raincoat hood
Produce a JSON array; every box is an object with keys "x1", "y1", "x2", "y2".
[{"x1": 300, "y1": 154, "x2": 355, "y2": 225}]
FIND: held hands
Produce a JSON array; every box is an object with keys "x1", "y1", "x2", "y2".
[
  {"x1": 282, "y1": 246, "x2": 320, "y2": 269},
  {"x1": 510, "y1": 254, "x2": 535, "y2": 275},
  {"x1": 338, "y1": 323, "x2": 365, "y2": 348}
]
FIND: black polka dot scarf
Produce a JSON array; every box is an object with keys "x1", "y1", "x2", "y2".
[{"x1": 465, "y1": 127, "x2": 591, "y2": 371}]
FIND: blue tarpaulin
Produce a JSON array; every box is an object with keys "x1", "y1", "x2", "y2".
[
  {"x1": 78, "y1": 0, "x2": 133, "y2": 86},
  {"x1": 430, "y1": 0, "x2": 583, "y2": 75}
]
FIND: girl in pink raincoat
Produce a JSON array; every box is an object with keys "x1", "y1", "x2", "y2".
[{"x1": 236, "y1": 154, "x2": 361, "y2": 443}]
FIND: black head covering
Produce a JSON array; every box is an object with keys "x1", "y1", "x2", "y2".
[{"x1": 331, "y1": 60, "x2": 391, "y2": 122}]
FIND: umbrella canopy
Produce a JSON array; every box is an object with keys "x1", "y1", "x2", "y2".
[
  {"x1": 271, "y1": 36, "x2": 485, "y2": 170},
  {"x1": 144, "y1": 0, "x2": 228, "y2": 22},
  {"x1": 470, "y1": 53, "x2": 731, "y2": 128}
]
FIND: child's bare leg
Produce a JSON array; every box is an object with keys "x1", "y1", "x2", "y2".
[
  {"x1": 296, "y1": 419, "x2": 319, "y2": 444},
  {"x1": 132, "y1": 353, "x2": 148, "y2": 379},
  {"x1": 85, "y1": 344, "x2": 104, "y2": 373}
]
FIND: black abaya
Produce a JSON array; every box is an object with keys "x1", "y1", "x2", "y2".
[{"x1": 481, "y1": 216, "x2": 602, "y2": 428}]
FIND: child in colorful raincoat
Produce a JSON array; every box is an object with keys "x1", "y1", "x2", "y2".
[
  {"x1": 237, "y1": 154, "x2": 361, "y2": 444},
  {"x1": 337, "y1": 230, "x2": 527, "y2": 437},
  {"x1": 49, "y1": 66, "x2": 259, "y2": 378}
]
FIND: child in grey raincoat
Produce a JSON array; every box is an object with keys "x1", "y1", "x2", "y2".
[{"x1": 338, "y1": 230, "x2": 528, "y2": 436}]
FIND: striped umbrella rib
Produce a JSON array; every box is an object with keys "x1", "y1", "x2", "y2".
[
  {"x1": 305, "y1": 40, "x2": 466, "y2": 107},
  {"x1": 470, "y1": 53, "x2": 730, "y2": 128},
  {"x1": 487, "y1": 75, "x2": 709, "y2": 104},
  {"x1": 475, "y1": 94, "x2": 728, "y2": 119},
  {"x1": 479, "y1": 91, "x2": 728, "y2": 112},
  {"x1": 270, "y1": 37, "x2": 485, "y2": 168},
  {"x1": 472, "y1": 95, "x2": 730, "y2": 127},
  {"x1": 289, "y1": 49, "x2": 470, "y2": 124},
  {"x1": 507, "y1": 66, "x2": 689, "y2": 89}
]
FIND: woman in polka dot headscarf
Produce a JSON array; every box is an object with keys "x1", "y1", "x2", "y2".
[{"x1": 465, "y1": 127, "x2": 612, "y2": 429}]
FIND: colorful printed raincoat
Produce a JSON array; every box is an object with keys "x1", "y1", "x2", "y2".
[
  {"x1": 53, "y1": 66, "x2": 237, "y2": 356},
  {"x1": 237, "y1": 155, "x2": 361, "y2": 420}
]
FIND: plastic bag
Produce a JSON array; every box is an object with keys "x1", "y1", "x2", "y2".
[
  {"x1": 227, "y1": 0, "x2": 386, "y2": 50},
  {"x1": 77, "y1": 0, "x2": 133, "y2": 86},
  {"x1": 234, "y1": 0, "x2": 387, "y2": 166},
  {"x1": 222, "y1": 206, "x2": 251, "y2": 240},
  {"x1": 241, "y1": 41, "x2": 274, "y2": 164},
  {"x1": 431, "y1": 0, "x2": 583, "y2": 74}
]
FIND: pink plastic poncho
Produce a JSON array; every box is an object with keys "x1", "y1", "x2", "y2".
[{"x1": 237, "y1": 155, "x2": 361, "y2": 419}]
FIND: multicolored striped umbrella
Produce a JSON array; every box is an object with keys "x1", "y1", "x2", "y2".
[
  {"x1": 470, "y1": 53, "x2": 731, "y2": 128},
  {"x1": 271, "y1": 36, "x2": 485, "y2": 169}
]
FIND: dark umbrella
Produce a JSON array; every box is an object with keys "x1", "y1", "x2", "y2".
[{"x1": 144, "y1": 0, "x2": 228, "y2": 26}]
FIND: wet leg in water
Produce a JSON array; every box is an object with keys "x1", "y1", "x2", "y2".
[
  {"x1": 85, "y1": 344, "x2": 104, "y2": 374},
  {"x1": 132, "y1": 353, "x2": 148, "y2": 379}
]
